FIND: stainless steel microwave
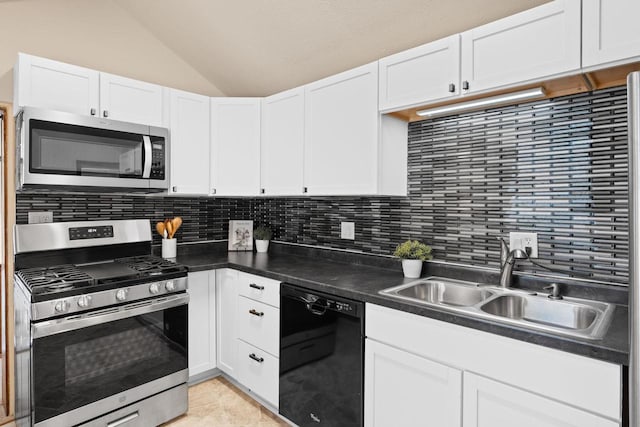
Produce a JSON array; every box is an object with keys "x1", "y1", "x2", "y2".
[{"x1": 16, "y1": 108, "x2": 169, "y2": 192}]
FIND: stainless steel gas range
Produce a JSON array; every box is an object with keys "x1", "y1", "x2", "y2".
[{"x1": 14, "y1": 220, "x2": 189, "y2": 427}]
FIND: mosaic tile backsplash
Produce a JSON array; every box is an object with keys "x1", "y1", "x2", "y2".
[{"x1": 16, "y1": 87, "x2": 629, "y2": 285}]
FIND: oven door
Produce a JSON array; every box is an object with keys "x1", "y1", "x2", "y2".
[{"x1": 31, "y1": 293, "x2": 188, "y2": 427}]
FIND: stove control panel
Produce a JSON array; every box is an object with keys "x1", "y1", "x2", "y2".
[
  {"x1": 32, "y1": 276, "x2": 188, "y2": 321},
  {"x1": 69, "y1": 226, "x2": 114, "y2": 240}
]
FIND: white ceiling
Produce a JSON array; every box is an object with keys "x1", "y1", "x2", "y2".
[{"x1": 113, "y1": 0, "x2": 550, "y2": 97}]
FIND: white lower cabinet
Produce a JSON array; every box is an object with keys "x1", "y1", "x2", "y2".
[
  {"x1": 364, "y1": 339, "x2": 462, "y2": 427},
  {"x1": 237, "y1": 340, "x2": 279, "y2": 407},
  {"x1": 365, "y1": 303, "x2": 622, "y2": 427},
  {"x1": 187, "y1": 271, "x2": 216, "y2": 379},
  {"x1": 463, "y1": 372, "x2": 618, "y2": 427},
  {"x1": 216, "y1": 268, "x2": 240, "y2": 377}
]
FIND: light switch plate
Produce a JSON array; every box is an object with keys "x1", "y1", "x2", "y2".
[
  {"x1": 341, "y1": 222, "x2": 355, "y2": 240},
  {"x1": 509, "y1": 231, "x2": 538, "y2": 258},
  {"x1": 28, "y1": 211, "x2": 53, "y2": 224}
]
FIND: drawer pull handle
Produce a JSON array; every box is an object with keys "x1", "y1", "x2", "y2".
[
  {"x1": 249, "y1": 283, "x2": 265, "y2": 290},
  {"x1": 249, "y1": 309, "x2": 264, "y2": 317},
  {"x1": 249, "y1": 353, "x2": 264, "y2": 363}
]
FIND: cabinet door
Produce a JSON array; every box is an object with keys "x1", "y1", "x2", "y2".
[
  {"x1": 260, "y1": 87, "x2": 305, "y2": 196},
  {"x1": 304, "y1": 62, "x2": 379, "y2": 195},
  {"x1": 364, "y1": 339, "x2": 462, "y2": 427},
  {"x1": 210, "y1": 98, "x2": 261, "y2": 196},
  {"x1": 460, "y1": 0, "x2": 580, "y2": 94},
  {"x1": 168, "y1": 89, "x2": 210, "y2": 195},
  {"x1": 379, "y1": 35, "x2": 460, "y2": 112},
  {"x1": 99, "y1": 72, "x2": 163, "y2": 126},
  {"x1": 463, "y1": 372, "x2": 619, "y2": 427},
  {"x1": 187, "y1": 271, "x2": 216, "y2": 379},
  {"x1": 14, "y1": 53, "x2": 99, "y2": 116},
  {"x1": 582, "y1": 0, "x2": 640, "y2": 69},
  {"x1": 216, "y1": 269, "x2": 240, "y2": 377}
]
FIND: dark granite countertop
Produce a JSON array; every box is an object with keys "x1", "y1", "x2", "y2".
[{"x1": 170, "y1": 242, "x2": 629, "y2": 366}]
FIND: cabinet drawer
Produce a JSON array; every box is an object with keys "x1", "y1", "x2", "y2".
[
  {"x1": 237, "y1": 340, "x2": 279, "y2": 408},
  {"x1": 237, "y1": 272, "x2": 280, "y2": 308},
  {"x1": 237, "y1": 296, "x2": 279, "y2": 357}
]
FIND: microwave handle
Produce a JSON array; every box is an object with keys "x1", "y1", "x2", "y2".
[{"x1": 142, "y1": 135, "x2": 152, "y2": 178}]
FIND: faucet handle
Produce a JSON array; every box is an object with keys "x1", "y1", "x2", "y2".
[{"x1": 543, "y1": 283, "x2": 563, "y2": 300}]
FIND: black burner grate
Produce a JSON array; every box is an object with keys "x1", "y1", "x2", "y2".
[
  {"x1": 115, "y1": 255, "x2": 187, "y2": 275},
  {"x1": 17, "y1": 265, "x2": 95, "y2": 292}
]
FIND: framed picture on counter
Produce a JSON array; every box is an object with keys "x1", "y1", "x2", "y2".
[{"x1": 228, "y1": 220, "x2": 253, "y2": 251}]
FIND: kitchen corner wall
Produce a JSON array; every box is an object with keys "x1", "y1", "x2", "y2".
[{"x1": 16, "y1": 86, "x2": 629, "y2": 286}]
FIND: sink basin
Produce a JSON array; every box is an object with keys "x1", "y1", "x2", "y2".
[
  {"x1": 379, "y1": 277, "x2": 615, "y2": 340},
  {"x1": 381, "y1": 279, "x2": 493, "y2": 307},
  {"x1": 479, "y1": 294, "x2": 599, "y2": 330}
]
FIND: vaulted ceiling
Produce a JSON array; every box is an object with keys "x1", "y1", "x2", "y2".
[
  {"x1": 113, "y1": 0, "x2": 550, "y2": 96},
  {"x1": 1, "y1": 0, "x2": 550, "y2": 98}
]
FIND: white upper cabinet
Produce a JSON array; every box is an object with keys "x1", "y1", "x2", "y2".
[
  {"x1": 260, "y1": 87, "x2": 305, "y2": 196},
  {"x1": 168, "y1": 89, "x2": 210, "y2": 196},
  {"x1": 99, "y1": 72, "x2": 163, "y2": 126},
  {"x1": 582, "y1": 0, "x2": 640, "y2": 69},
  {"x1": 210, "y1": 98, "x2": 261, "y2": 197},
  {"x1": 379, "y1": 34, "x2": 461, "y2": 112},
  {"x1": 14, "y1": 53, "x2": 164, "y2": 126},
  {"x1": 14, "y1": 53, "x2": 99, "y2": 116},
  {"x1": 304, "y1": 62, "x2": 380, "y2": 195},
  {"x1": 460, "y1": 0, "x2": 581, "y2": 94}
]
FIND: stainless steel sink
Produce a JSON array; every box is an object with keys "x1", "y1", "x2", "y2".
[
  {"x1": 379, "y1": 277, "x2": 615, "y2": 340},
  {"x1": 390, "y1": 279, "x2": 494, "y2": 307},
  {"x1": 480, "y1": 294, "x2": 601, "y2": 330}
]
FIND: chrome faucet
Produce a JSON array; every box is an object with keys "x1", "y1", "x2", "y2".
[{"x1": 498, "y1": 237, "x2": 527, "y2": 288}]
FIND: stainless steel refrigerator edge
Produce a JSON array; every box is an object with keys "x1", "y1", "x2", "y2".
[{"x1": 628, "y1": 71, "x2": 640, "y2": 427}]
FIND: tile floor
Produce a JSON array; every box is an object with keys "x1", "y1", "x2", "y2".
[{"x1": 163, "y1": 376, "x2": 288, "y2": 426}]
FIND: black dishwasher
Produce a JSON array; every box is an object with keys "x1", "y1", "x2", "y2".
[{"x1": 279, "y1": 283, "x2": 364, "y2": 427}]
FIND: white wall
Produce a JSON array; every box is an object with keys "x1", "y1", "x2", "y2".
[{"x1": 0, "y1": 0, "x2": 225, "y2": 103}]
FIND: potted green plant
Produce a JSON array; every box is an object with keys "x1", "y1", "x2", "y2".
[
  {"x1": 254, "y1": 225, "x2": 273, "y2": 253},
  {"x1": 393, "y1": 240, "x2": 433, "y2": 278}
]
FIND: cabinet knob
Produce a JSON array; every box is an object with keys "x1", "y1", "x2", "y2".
[
  {"x1": 303, "y1": 187, "x2": 308, "y2": 194},
  {"x1": 211, "y1": 188, "x2": 216, "y2": 195},
  {"x1": 172, "y1": 186, "x2": 178, "y2": 192},
  {"x1": 448, "y1": 83, "x2": 455, "y2": 93},
  {"x1": 90, "y1": 108, "x2": 96, "y2": 116},
  {"x1": 260, "y1": 188, "x2": 265, "y2": 194},
  {"x1": 462, "y1": 81, "x2": 470, "y2": 90},
  {"x1": 249, "y1": 309, "x2": 264, "y2": 317},
  {"x1": 103, "y1": 110, "x2": 109, "y2": 118},
  {"x1": 249, "y1": 283, "x2": 264, "y2": 290}
]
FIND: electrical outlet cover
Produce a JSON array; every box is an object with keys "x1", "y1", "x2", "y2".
[
  {"x1": 341, "y1": 222, "x2": 355, "y2": 240},
  {"x1": 28, "y1": 211, "x2": 53, "y2": 224},
  {"x1": 509, "y1": 232, "x2": 538, "y2": 258}
]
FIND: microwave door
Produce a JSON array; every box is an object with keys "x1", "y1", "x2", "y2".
[{"x1": 21, "y1": 111, "x2": 157, "y2": 190}]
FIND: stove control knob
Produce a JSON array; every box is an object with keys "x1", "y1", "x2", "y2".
[
  {"x1": 149, "y1": 283, "x2": 160, "y2": 294},
  {"x1": 116, "y1": 289, "x2": 128, "y2": 302},
  {"x1": 54, "y1": 300, "x2": 70, "y2": 313},
  {"x1": 165, "y1": 281, "x2": 175, "y2": 292},
  {"x1": 77, "y1": 295, "x2": 92, "y2": 308}
]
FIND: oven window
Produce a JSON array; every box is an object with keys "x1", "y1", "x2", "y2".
[
  {"x1": 32, "y1": 305, "x2": 187, "y2": 424},
  {"x1": 29, "y1": 119, "x2": 145, "y2": 178}
]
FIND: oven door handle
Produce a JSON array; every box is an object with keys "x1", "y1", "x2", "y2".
[{"x1": 32, "y1": 293, "x2": 189, "y2": 339}]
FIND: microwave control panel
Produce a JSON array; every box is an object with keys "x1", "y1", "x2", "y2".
[{"x1": 150, "y1": 138, "x2": 166, "y2": 180}]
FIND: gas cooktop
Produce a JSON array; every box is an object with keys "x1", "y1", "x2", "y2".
[{"x1": 16, "y1": 255, "x2": 188, "y2": 301}]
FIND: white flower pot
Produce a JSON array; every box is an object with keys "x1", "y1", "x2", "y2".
[
  {"x1": 162, "y1": 238, "x2": 177, "y2": 259},
  {"x1": 401, "y1": 259, "x2": 423, "y2": 278},
  {"x1": 255, "y1": 240, "x2": 270, "y2": 253}
]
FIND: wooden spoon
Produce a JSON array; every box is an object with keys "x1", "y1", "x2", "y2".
[
  {"x1": 156, "y1": 222, "x2": 165, "y2": 238},
  {"x1": 171, "y1": 217, "x2": 182, "y2": 238},
  {"x1": 165, "y1": 219, "x2": 174, "y2": 239}
]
